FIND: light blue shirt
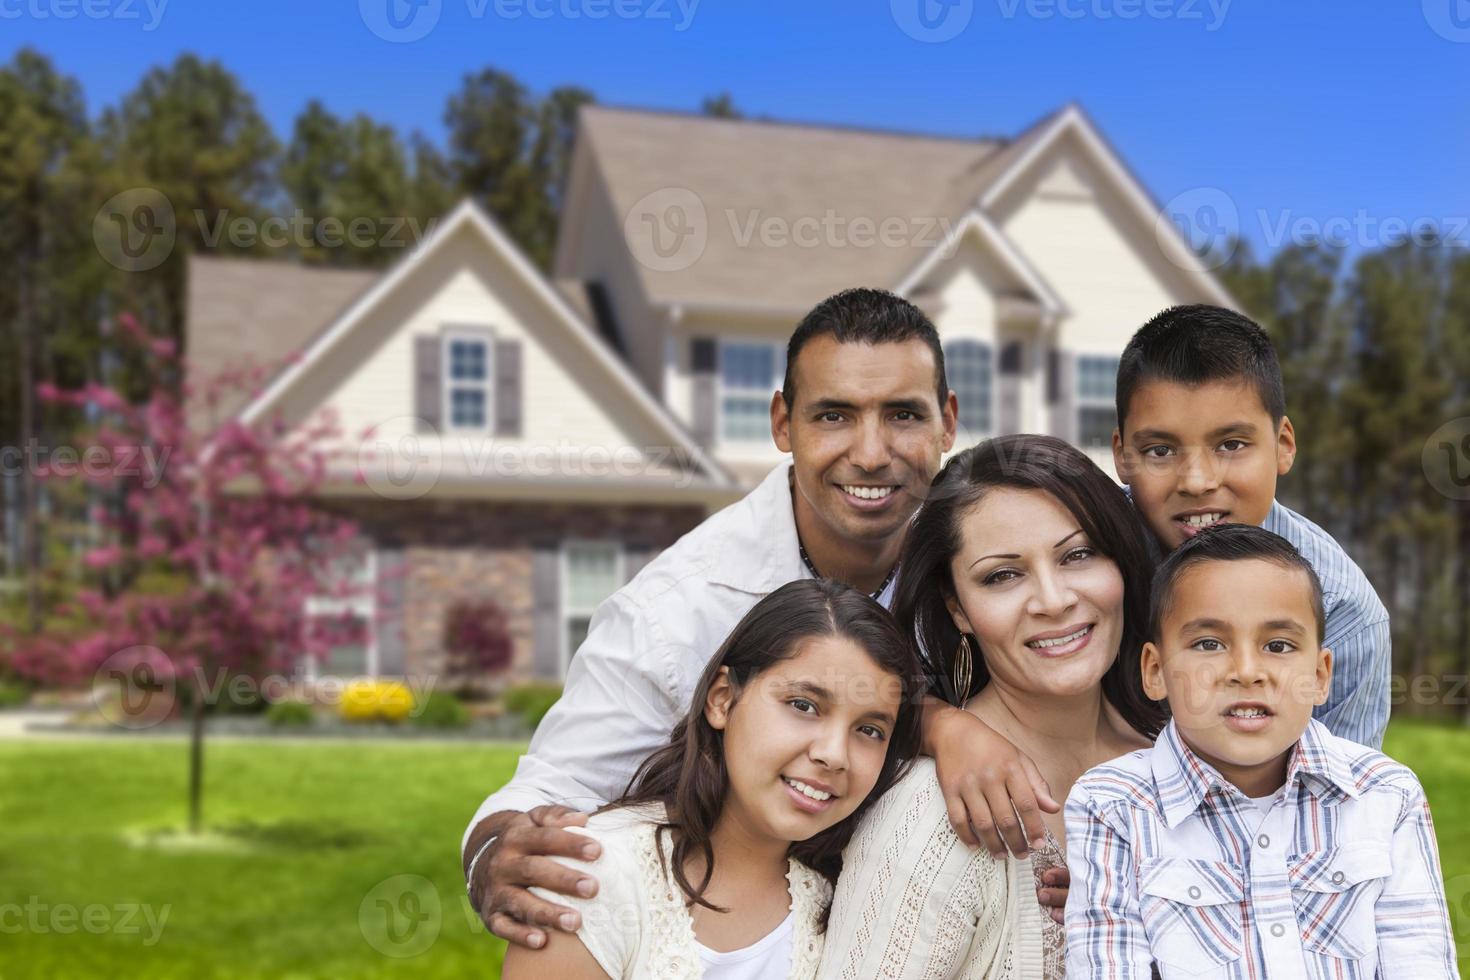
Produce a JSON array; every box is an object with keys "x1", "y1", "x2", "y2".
[{"x1": 1262, "y1": 500, "x2": 1391, "y2": 749}]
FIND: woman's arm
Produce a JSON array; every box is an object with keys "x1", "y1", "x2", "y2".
[{"x1": 502, "y1": 927, "x2": 614, "y2": 980}]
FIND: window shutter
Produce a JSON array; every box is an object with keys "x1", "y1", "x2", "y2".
[
  {"x1": 1048, "y1": 350, "x2": 1076, "y2": 444},
  {"x1": 375, "y1": 548, "x2": 408, "y2": 677},
  {"x1": 414, "y1": 336, "x2": 441, "y2": 433},
  {"x1": 691, "y1": 338, "x2": 718, "y2": 447},
  {"x1": 531, "y1": 542, "x2": 561, "y2": 679},
  {"x1": 494, "y1": 339, "x2": 522, "y2": 437},
  {"x1": 998, "y1": 341, "x2": 1022, "y2": 435}
]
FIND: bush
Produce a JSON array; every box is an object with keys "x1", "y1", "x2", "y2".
[
  {"x1": 442, "y1": 598, "x2": 515, "y2": 691},
  {"x1": 501, "y1": 681, "x2": 562, "y2": 729},
  {"x1": 410, "y1": 691, "x2": 469, "y2": 729},
  {"x1": 0, "y1": 679, "x2": 31, "y2": 708},
  {"x1": 339, "y1": 679, "x2": 414, "y2": 724},
  {"x1": 265, "y1": 700, "x2": 314, "y2": 728}
]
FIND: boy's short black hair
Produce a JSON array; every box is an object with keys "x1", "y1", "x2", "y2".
[
  {"x1": 1116, "y1": 304, "x2": 1286, "y2": 431},
  {"x1": 784, "y1": 288, "x2": 947, "y2": 409},
  {"x1": 1149, "y1": 523, "x2": 1325, "y2": 644}
]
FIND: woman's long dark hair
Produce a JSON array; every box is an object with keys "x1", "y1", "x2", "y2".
[
  {"x1": 607, "y1": 578, "x2": 924, "y2": 922},
  {"x1": 893, "y1": 434, "x2": 1166, "y2": 738}
]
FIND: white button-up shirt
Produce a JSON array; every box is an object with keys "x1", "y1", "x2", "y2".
[
  {"x1": 464, "y1": 463, "x2": 897, "y2": 852},
  {"x1": 1064, "y1": 718, "x2": 1458, "y2": 980}
]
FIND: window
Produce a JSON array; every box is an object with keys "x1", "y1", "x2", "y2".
[
  {"x1": 944, "y1": 340, "x2": 993, "y2": 436},
  {"x1": 561, "y1": 542, "x2": 624, "y2": 675},
  {"x1": 1076, "y1": 355, "x2": 1121, "y2": 449},
  {"x1": 303, "y1": 544, "x2": 377, "y2": 677},
  {"x1": 444, "y1": 329, "x2": 492, "y2": 431},
  {"x1": 719, "y1": 340, "x2": 784, "y2": 444}
]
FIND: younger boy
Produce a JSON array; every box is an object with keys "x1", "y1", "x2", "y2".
[
  {"x1": 1112, "y1": 304, "x2": 1390, "y2": 747},
  {"x1": 1064, "y1": 524, "x2": 1456, "y2": 979}
]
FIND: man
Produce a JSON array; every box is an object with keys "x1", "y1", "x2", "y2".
[{"x1": 465, "y1": 288, "x2": 1067, "y2": 949}]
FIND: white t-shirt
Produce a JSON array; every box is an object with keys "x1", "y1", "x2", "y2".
[{"x1": 697, "y1": 911, "x2": 794, "y2": 979}]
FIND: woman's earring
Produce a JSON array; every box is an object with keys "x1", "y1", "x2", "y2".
[{"x1": 952, "y1": 634, "x2": 974, "y2": 704}]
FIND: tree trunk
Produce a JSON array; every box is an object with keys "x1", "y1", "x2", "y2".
[
  {"x1": 1460, "y1": 498, "x2": 1470, "y2": 726},
  {"x1": 17, "y1": 240, "x2": 41, "y2": 633},
  {"x1": 189, "y1": 675, "x2": 205, "y2": 833}
]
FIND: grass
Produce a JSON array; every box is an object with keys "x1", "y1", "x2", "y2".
[
  {"x1": 0, "y1": 737, "x2": 523, "y2": 979},
  {"x1": 0, "y1": 722, "x2": 1464, "y2": 977}
]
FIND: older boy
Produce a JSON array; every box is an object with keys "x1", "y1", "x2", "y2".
[
  {"x1": 1112, "y1": 304, "x2": 1390, "y2": 747},
  {"x1": 1064, "y1": 524, "x2": 1456, "y2": 979}
]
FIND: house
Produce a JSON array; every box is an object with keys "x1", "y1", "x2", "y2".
[{"x1": 185, "y1": 102, "x2": 1233, "y2": 685}]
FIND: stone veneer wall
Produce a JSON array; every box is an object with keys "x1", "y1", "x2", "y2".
[{"x1": 322, "y1": 498, "x2": 707, "y2": 680}]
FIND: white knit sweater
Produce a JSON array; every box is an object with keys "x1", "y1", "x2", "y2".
[
  {"x1": 815, "y1": 758, "x2": 1051, "y2": 979},
  {"x1": 531, "y1": 803, "x2": 833, "y2": 979}
]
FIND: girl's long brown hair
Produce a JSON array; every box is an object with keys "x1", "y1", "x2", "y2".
[{"x1": 605, "y1": 578, "x2": 924, "y2": 923}]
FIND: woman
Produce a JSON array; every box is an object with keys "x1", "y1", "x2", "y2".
[
  {"x1": 503, "y1": 578, "x2": 924, "y2": 980},
  {"x1": 817, "y1": 435, "x2": 1167, "y2": 979}
]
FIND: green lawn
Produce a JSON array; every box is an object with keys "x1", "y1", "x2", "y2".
[
  {"x1": 0, "y1": 737, "x2": 523, "y2": 979},
  {"x1": 0, "y1": 723, "x2": 1465, "y2": 978}
]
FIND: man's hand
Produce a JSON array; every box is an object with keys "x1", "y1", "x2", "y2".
[
  {"x1": 465, "y1": 805, "x2": 601, "y2": 950},
  {"x1": 1037, "y1": 866, "x2": 1069, "y2": 925},
  {"x1": 922, "y1": 697, "x2": 1060, "y2": 858}
]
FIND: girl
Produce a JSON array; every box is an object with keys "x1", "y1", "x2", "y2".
[{"x1": 501, "y1": 578, "x2": 924, "y2": 980}]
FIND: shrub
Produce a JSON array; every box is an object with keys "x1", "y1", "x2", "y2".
[
  {"x1": 410, "y1": 691, "x2": 470, "y2": 729},
  {"x1": 442, "y1": 598, "x2": 514, "y2": 690},
  {"x1": 339, "y1": 679, "x2": 414, "y2": 723},
  {"x1": 265, "y1": 700, "x2": 314, "y2": 728},
  {"x1": 501, "y1": 681, "x2": 562, "y2": 729},
  {"x1": 0, "y1": 679, "x2": 31, "y2": 708}
]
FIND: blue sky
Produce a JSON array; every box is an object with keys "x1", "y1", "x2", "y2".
[{"x1": 4, "y1": 0, "x2": 1467, "y2": 258}]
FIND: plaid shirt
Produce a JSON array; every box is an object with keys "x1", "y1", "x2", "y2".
[{"x1": 1064, "y1": 719, "x2": 1458, "y2": 980}]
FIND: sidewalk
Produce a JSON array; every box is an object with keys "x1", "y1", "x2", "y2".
[{"x1": 0, "y1": 709, "x2": 77, "y2": 739}]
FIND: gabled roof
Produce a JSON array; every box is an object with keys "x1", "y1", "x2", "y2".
[
  {"x1": 570, "y1": 102, "x2": 1235, "y2": 314},
  {"x1": 192, "y1": 200, "x2": 733, "y2": 490},
  {"x1": 572, "y1": 105, "x2": 1008, "y2": 311},
  {"x1": 186, "y1": 257, "x2": 377, "y2": 428},
  {"x1": 977, "y1": 104, "x2": 1236, "y2": 309},
  {"x1": 894, "y1": 208, "x2": 1067, "y2": 317}
]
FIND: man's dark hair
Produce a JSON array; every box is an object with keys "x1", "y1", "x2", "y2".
[
  {"x1": 783, "y1": 288, "x2": 947, "y2": 409},
  {"x1": 1116, "y1": 304, "x2": 1286, "y2": 431},
  {"x1": 1149, "y1": 523, "x2": 1325, "y2": 645}
]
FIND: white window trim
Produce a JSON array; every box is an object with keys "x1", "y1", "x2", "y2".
[
  {"x1": 558, "y1": 540, "x2": 625, "y2": 679},
  {"x1": 303, "y1": 548, "x2": 379, "y2": 680},
  {"x1": 716, "y1": 338, "x2": 785, "y2": 447},
  {"x1": 1075, "y1": 354, "x2": 1121, "y2": 448},
  {"x1": 944, "y1": 339, "x2": 996, "y2": 438},
  {"x1": 443, "y1": 326, "x2": 495, "y2": 434}
]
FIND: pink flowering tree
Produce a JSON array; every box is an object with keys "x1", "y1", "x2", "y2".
[{"x1": 25, "y1": 313, "x2": 368, "y2": 832}]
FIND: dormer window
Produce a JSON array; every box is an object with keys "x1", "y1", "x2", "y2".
[{"x1": 444, "y1": 329, "x2": 492, "y2": 431}]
